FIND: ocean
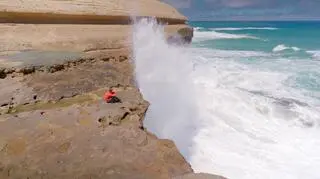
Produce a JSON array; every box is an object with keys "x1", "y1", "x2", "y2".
[{"x1": 132, "y1": 19, "x2": 320, "y2": 179}]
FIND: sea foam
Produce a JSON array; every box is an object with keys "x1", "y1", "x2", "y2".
[
  {"x1": 211, "y1": 27, "x2": 278, "y2": 31},
  {"x1": 272, "y1": 44, "x2": 300, "y2": 52},
  {"x1": 132, "y1": 18, "x2": 320, "y2": 179},
  {"x1": 193, "y1": 29, "x2": 259, "y2": 42},
  {"x1": 307, "y1": 50, "x2": 320, "y2": 60}
]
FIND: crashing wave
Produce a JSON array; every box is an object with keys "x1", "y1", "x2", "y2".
[
  {"x1": 272, "y1": 44, "x2": 300, "y2": 52},
  {"x1": 212, "y1": 27, "x2": 278, "y2": 31},
  {"x1": 193, "y1": 30, "x2": 259, "y2": 42},
  {"x1": 133, "y1": 18, "x2": 320, "y2": 179},
  {"x1": 307, "y1": 50, "x2": 320, "y2": 60},
  {"x1": 194, "y1": 27, "x2": 203, "y2": 31}
]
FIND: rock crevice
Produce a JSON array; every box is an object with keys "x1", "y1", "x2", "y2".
[
  {"x1": 0, "y1": 54, "x2": 195, "y2": 178},
  {"x1": 0, "y1": 0, "x2": 225, "y2": 178}
]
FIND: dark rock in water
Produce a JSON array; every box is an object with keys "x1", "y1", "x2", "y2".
[
  {"x1": 167, "y1": 27, "x2": 194, "y2": 45},
  {"x1": 167, "y1": 34, "x2": 186, "y2": 45},
  {"x1": 177, "y1": 27, "x2": 194, "y2": 43},
  {"x1": 167, "y1": 34, "x2": 192, "y2": 45}
]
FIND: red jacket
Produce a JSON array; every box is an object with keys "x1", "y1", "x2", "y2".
[{"x1": 104, "y1": 91, "x2": 116, "y2": 102}]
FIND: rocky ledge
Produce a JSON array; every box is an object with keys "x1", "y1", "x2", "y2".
[
  {"x1": 0, "y1": 51, "x2": 194, "y2": 178},
  {"x1": 0, "y1": 0, "x2": 225, "y2": 179}
]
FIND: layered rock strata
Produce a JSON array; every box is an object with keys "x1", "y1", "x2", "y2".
[
  {"x1": 0, "y1": 54, "x2": 194, "y2": 178},
  {"x1": 0, "y1": 1, "x2": 224, "y2": 179}
]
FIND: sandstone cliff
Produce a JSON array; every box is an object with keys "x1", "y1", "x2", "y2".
[
  {"x1": 0, "y1": 1, "x2": 224, "y2": 179},
  {"x1": 0, "y1": 0, "x2": 193, "y2": 54},
  {"x1": 0, "y1": 0, "x2": 187, "y2": 23}
]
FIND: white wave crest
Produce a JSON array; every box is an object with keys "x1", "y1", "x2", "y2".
[
  {"x1": 191, "y1": 48, "x2": 270, "y2": 58},
  {"x1": 272, "y1": 44, "x2": 300, "y2": 52},
  {"x1": 211, "y1": 27, "x2": 278, "y2": 31},
  {"x1": 194, "y1": 30, "x2": 259, "y2": 42},
  {"x1": 194, "y1": 27, "x2": 203, "y2": 31},
  {"x1": 307, "y1": 51, "x2": 320, "y2": 59},
  {"x1": 133, "y1": 18, "x2": 320, "y2": 179}
]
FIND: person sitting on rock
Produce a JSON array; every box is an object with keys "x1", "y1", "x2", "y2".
[{"x1": 104, "y1": 88, "x2": 121, "y2": 103}]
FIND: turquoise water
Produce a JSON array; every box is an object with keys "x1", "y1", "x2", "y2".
[
  {"x1": 190, "y1": 21, "x2": 320, "y2": 95},
  {"x1": 133, "y1": 19, "x2": 320, "y2": 179},
  {"x1": 191, "y1": 21, "x2": 320, "y2": 51}
]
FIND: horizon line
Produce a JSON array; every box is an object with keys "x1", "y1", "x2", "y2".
[{"x1": 187, "y1": 19, "x2": 320, "y2": 22}]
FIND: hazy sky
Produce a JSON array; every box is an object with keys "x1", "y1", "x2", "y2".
[{"x1": 163, "y1": 0, "x2": 320, "y2": 20}]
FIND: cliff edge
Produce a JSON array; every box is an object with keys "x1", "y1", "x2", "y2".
[
  {"x1": 0, "y1": 0, "x2": 187, "y2": 23},
  {"x1": 0, "y1": 0, "x2": 193, "y2": 53},
  {"x1": 0, "y1": 1, "x2": 223, "y2": 179}
]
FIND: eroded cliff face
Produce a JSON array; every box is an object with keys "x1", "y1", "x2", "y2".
[
  {"x1": 0, "y1": 0, "x2": 193, "y2": 53},
  {"x1": 0, "y1": 0, "x2": 187, "y2": 23},
  {"x1": 0, "y1": 53, "x2": 195, "y2": 179},
  {"x1": 0, "y1": 51, "x2": 196, "y2": 179},
  {"x1": 0, "y1": 1, "x2": 200, "y2": 179}
]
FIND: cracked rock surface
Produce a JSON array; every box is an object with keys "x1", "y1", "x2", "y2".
[{"x1": 0, "y1": 54, "x2": 193, "y2": 179}]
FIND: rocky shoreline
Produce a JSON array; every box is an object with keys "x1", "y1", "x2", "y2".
[
  {"x1": 0, "y1": 50, "x2": 225, "y2": 179},
  {"x1": 0, "y1": 0, "x2": 226, "y2": 178},
  {"x1": 0, "y1": 52, "x2": 194, "y2": 178}
]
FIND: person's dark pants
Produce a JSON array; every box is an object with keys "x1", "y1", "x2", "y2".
[{"x1": 107, "y1": 96, "x2": 122, "y2": 103}]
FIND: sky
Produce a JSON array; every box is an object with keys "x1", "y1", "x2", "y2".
[{"x1": 163, "y1": 0, "x2": 320, "y2": 20}]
